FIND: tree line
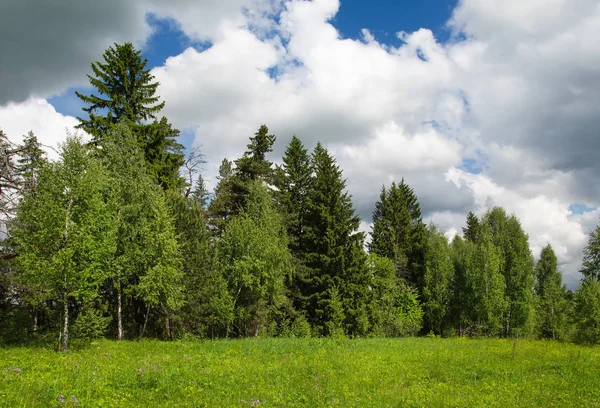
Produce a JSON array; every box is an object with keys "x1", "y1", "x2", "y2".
[{"x1": 1, "y1": 43, "x2": 599, "y2": 350}]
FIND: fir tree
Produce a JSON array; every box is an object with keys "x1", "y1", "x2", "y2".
[
  {"x1": 75, "y1": 42, "x2": 184, "y2": 189},
  {"x1": 369, "y1": 179, "x2": 427, "y2": 292},
  {"x1": 208, "y1": 159, "x2": 235, "y2": 235},
  {"x1": 581, "y1": 224, "x2": 600, "y2": 280},
  {"x1": 463, "y1": 211, "x2": 480, "y2": 243},
  {"x1": 302, "y1": 143, "x2": 369, "y2": 335}
]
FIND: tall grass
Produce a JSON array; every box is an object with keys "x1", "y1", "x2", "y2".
[{"x1": 1, "y1": 337, "x2": 598, "y2": 407}]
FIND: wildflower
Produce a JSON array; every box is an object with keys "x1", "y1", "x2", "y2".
[
  {"x1": 72, "y1": 395, "x2": 78, "y2": 404},
  {"x1": 58, "y1": 395, "x2": 65, "y2": 403}
]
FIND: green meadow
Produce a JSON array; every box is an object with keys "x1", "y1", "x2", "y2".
[{"x1": 1, "y1": 338, "x2": 599, "y2": 407}]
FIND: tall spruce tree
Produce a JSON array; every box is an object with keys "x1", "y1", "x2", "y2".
[
  {"x1": 75, "y1": 42, "x2": 184, "y2": 190},
  {"x1": 463, "y1": 211, "x2": 481, "y2": 243},
  {"x1": 302, "y1": 143, "x2": 370, "y2": 335},
  {"x1": 209, "y1": 159, "x2": 235, "y2": 235},
  {"x1": 534, "y1": 244, "x2": 568, "y2": 340},
  {"x1": 580, "y1": 224, "x2": 600, "y2": 280},
  {"x1": 369, "y1": 180, "x2": 427, "y2": 292}
]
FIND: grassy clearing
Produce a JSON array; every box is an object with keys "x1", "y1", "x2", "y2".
[{"x1": 0, "y1": 337, "x2": 599, "y2": 407}]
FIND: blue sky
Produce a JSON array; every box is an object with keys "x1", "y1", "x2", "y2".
[{"x1": 6, "y1": 0, "x2": 598, "y2": 287}]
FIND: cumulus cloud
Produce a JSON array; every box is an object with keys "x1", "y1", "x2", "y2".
[
  {"x1": 0, "y1": 98, "x2": 81, "y2": 160},
  {"x1": 3, "y1": 0, "x2": 599, "y2": 288}
]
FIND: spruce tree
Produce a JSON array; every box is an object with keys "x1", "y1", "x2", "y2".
[
  {"x1": 208, "y1": 159, "x2": 235, "y2": 235},
  {"x1": 581, "y1": 224, "x2": 600, "y2": 280},
  {"x1": 302, "y1": 143, "x2": 369, "y2": 335},
  {"x1": 463, "y1": 211, "x2": 480, "y2": 243},
  {"x1": 369, "y1": 180, "x2": 427, "y2": 292},
  {"x1": 534, "y1": 244, "x2": 568, "y2": 340},
  {"x1": 75, "y1": 42, "x2": 184, "y2": 190}
]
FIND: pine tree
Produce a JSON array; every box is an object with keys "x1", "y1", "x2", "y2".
[
  {"x1": 75, "y1": 42, "x2": 184, "y2": 189},
  {"x1": 581, "y1": 224, "x2": 600, "y2": 280},
  {"x1": 302, "y1": 143, "x2": 369, "y2": 335},
  {"x1": 463, "y1": 211, "x2": 480, "y2": 243},
  {"x1": 534, "y1": 244, "x2": 568, "y2": 340}
]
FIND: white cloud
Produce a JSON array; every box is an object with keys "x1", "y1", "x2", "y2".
[{"x1": 0, "y1": 98, "x2": 81, "y2": 160}]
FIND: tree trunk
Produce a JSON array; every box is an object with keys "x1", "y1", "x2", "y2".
[
  {"x1": 165, "y1": 310, "x2": 173, "y2": 341},
  {"x1": 32, "y1": 309, "x2": 38, "y2": 335},
  {"x1": 62, "y1": 297, "x2": 69, "y2": 353},
  {"x1": 117, "y1": 281, "x2": 123, "y2": 341},
  {"x1": 140, "y1": 305, "x2": 150, "y2": 338}
]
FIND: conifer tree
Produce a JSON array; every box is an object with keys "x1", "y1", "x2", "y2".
[
  {"x1": 302, "y1": 143, "x2": 369, "y2": 335},
  {"x1": 534, "y1": 244, "x2": 568, "y2": 340},
  {"x1": 369, "y1": 180, "x2": 427, "y2": 291},
  {"x1": 75, "y1": 42, "x2": 184, "y2": 190},
  {"x1": 463, "y1": 211, "x2": 481, "y2": 243},
  {"x1": 209, "y1": 159, "x2": 235, "y2": 235},
  {"x1": 581, "y1": 224, "x2": 600, "y2": 280}
]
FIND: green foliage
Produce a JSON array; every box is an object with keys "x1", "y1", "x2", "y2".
[
  {"x1": 534, "y1": 244, "x2": 569, "y2": 340},
  {"x1": 482, "y1": 207, "x2": 535, "y2": 336},
  {"x1": 75, "y1": 42, "x2": 164, "y2": 138},
  {"x1": 369, "y1": 179, "x2": 427, "y2": 291},
  {"x1": 581, "y1": 225, "x2": 600, "y2": 280},
  {"x1": 467, "y1": 224, "x2": 507, "y2": 336},
  {"x1": 573, "y1": 278, "x2": 600, "y2": 345},
  {"x1": 11, "y1": 134, "x2": 116, "y2": 350},
  {"x1": 368, "y1": 253, "x2": 423, "y2": 337},
  {"x1": 462, "y1": 211, "x2": 480, "y2": 243},
  {"x1": 301, "y1": 143, "x2": 369, "y2": 335},
  {"x1": 423, "y1": 225, "x2": 454, "y2": 334},
  {"x1": 76, "y1": 42, "x2": 184, "y2": 190},
  {"x1": 216, "y1": 182, "x2": 291, "y2": 337}
]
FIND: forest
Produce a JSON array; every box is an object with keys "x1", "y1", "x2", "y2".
[{"x1": 1, "y1": 42, "x2": 600, "y2": 352}]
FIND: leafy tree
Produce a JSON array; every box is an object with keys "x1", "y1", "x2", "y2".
[
  {"x1": 423, "y1": 225, "x2": 454, "y2": 334},
  {"x1": 463, "y1": 211, "x2": 480, "y2": 243},
  {"x1": 482, "y1": 207, "x2": 535, "y2": 336},
  {"x1": 369, "y1": 180, "x2": 427, "y2": 292},
  {"x1": 368, "y1": 254, "x2": 423, "y2": 337},
  {"x1": 581, "y1": 224, "x2": 600, "y2": 280},
  {"x1": 12, "y1": 135, "x2": 116, "y2": 351},
  {"x1": 534, "y1": 244, "x2": 568, "y2": 340},
  {"x1": 449, "y1": 235, "x2": 475, "y2": 336},
  {"x1": 467, "y1": 224, "x2": 506, "y2": 336},
  {"x1": 102, "y1": 124, "x2": 182, "y2": 340},
  {"x1": 573, "y1": 278, "x2": 600, "y2": 345},
  {"x1": 75, "y1": 42, "x2": 184, "y2": 189},
  {"x1": 16, "y1": 131, "x2": 46, "y2": 196},
  {"x1": 216, "y1": 182, "x2": 291, "y2": 337},
  {"x1": 302, "y1": 143, "x2": 369, "y2": 335}
]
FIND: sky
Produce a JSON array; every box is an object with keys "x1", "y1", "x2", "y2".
[{"x1": 1, "y1": 0, "x2": 600, "y2": 288}]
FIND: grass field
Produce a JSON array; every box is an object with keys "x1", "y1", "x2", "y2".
[{"x1": 1, "y1": 337, "x2": 599, "y2": 407}]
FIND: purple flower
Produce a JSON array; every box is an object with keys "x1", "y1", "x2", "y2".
[
  {"x1": 57, "y1": 395, "x2": 65, "y2": 403},
  {"x1": 71, "y1": 395, "x2": 78, "y2": 404}
]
